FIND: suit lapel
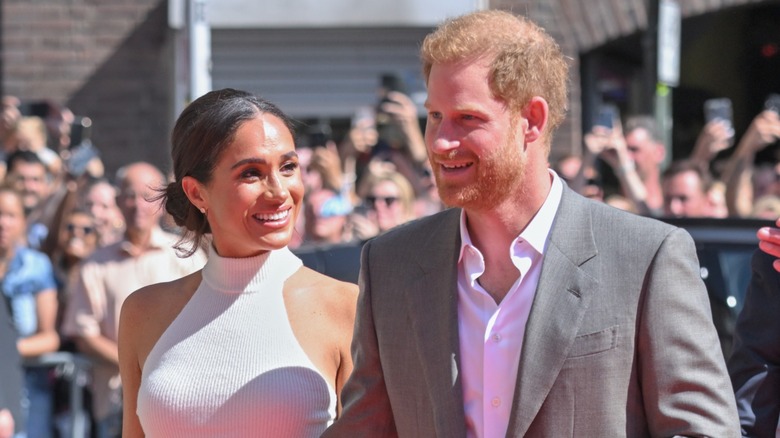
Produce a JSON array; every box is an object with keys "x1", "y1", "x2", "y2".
[
  {"x1": 402, "y1": 208, "x2": 467, "y2": 438},
  {"x1": 505, "y1": 188, "x2": 599, "y2": 437}
]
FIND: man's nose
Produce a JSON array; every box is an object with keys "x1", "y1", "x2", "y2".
[{"x1": 427, "y1": 121, "x2": 460, "y2": 154}]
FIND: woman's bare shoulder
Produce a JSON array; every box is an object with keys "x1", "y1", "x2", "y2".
[
  {"x1": 286, "y1": 267, "x2": 358, "y2": 317},
  {"x1": 122, "y1": 270, "x2": 203, "y2": 326}
]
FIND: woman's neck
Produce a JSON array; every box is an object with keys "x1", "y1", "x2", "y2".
[{"x1": 0, "y1": 246, "x2": 15, "y2": 261}]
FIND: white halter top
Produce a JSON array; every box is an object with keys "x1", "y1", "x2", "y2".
[{"x1": 137, "y1": 246, "x2": 337, "y2": 437}]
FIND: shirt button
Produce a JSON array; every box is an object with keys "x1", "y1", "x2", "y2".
[
  {"x1": 491, "y1": 397, "x2": 501, "y2": 407},
  {"x1": 493, "y1": 333, "x2": 502, "y2": 342}
]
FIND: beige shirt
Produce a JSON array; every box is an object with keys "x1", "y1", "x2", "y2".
[{"x1": 61, "y1": 227, "x2": 206, "y2": 420}]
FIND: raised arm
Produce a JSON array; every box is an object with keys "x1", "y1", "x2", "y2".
[{"x1": 722, "y1": 111, "x2": 780, "y2": 217}]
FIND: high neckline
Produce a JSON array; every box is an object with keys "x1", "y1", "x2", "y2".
[{"x1": 201, "y1": 246, "x2": 302, "y2": 294}]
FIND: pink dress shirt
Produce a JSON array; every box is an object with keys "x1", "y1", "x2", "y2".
[{"x1": 457, "y1": 171, "x2": 563, "y2": 438}]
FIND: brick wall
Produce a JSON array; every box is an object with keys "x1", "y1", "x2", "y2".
[{"x1": 2, "y1": 0, "x2": 174, "y2": 177}]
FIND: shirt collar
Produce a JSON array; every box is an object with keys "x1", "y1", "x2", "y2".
[
  {"x1": 458, "y1": 169, "x2": 564, "y2": 264},
  {"x1": 118, "y1": 226, "x2": 169, "y2": 256}
]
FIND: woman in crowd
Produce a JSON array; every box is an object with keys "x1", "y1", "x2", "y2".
[
  {"x1": 0, "y1": 187, "x2": 59, "y2": 437},
  {"x1": 50, "y1": 208, "x2": 99, "y2": 331},
  {"x1": 350, "y1": 169, "x2": 415, "y2": 240},
  {"x1": 118, "y1": 88, "x2": 357, "y2": 437},
  {"x1": 302, "y1": 187, "x2": 354, "y2": 246}
]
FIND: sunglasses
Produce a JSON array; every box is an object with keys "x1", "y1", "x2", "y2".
[
  {"x1": 67, "y1": 224, "x2": 95, "y2": 235},
  {"x1": 366, "y1": 196, "x2": 399, "y2": 207}
]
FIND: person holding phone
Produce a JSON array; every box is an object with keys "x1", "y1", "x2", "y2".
[
  {"x1": 583, "y1": 112, "x2": 665, "y2": 216},
  {"x1": 689, "y1": 99, "x2": 735, "y2": 171},
  {"x1": 721, "y1": 100, "x2": 780, "y2": 217}
]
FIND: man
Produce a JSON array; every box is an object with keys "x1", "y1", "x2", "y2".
[
  {"x1": 6, "y1": 150, "x2": 54, "y2": 248},
  {"x1": 83, "y1": 178, "x2": 125, "y2": 247},
  {"x1": 661, "y1": 159, "x2": 715, "y2": 218},
  {"x1": 583, "y1": 115, "x2": 666, "y2": 216},
  {"x1": 623, "y1": 116, "x2": 667, "y2": 213},
  {"x1": 729, "y1": 217, "x2": 780, "y2": 436},
  {"x1": 61, "y1": 162, "x2": 205, "y2": 437},
  {"x1": 722, "y1": 109, "x2": 780, "y2": 217},
  {"x1": 324, "y1": 10, "x2": 738, "y2": 437}
]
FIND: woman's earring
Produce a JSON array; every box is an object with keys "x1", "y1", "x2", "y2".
[{"x1": 200, "y1": 207, "x2": 206, "y2": 215}]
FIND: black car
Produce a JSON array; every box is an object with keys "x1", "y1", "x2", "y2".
[
  {"x1": 659, "y1": 217, "x2": 775, "y2": 358},
  {"x1": 296, "y1": 217, "x2": 775, "y2": 359}
]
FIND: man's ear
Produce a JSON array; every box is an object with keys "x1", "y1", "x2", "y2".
[
  {"x1": 654, "y1": 141, "x2": 667, "y2": 164},
  {"x1": 181, "y1": 176, "x2": 207, "y2": 211},
  {"x1": 522, "y1": 96, "x2": 549, "y2": 144}
]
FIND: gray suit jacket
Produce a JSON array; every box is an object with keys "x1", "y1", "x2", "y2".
[
  {"x1": 728, "y1": 249, "x2": 780, "y2": 437},
  {"x1": 324, "y1": 187, "x2": 739, "y2": 437}
]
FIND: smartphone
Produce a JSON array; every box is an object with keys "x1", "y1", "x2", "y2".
[
  {"x1": 376, "y1": 73, "x2": 406, "y2": 115},
  {"x1": 594, "y1": 103, "x2": 619, "y2": 129},
  {"x1": 67, "y1": 142, "x2": 99, "y2": 178},
  {"x1": 379, "y1": 73, "x2": 405, "y2": 96},
  {"x1": 17, "y1": 101, "x2": 50, "y2": 118},
  {"x1": 375, "y1": 73, "x2": 407, "y2": 148},
  {"x1": 704, "y1": 98, "x2": 733, "y2": 123},
  {"x1": 704, "y1": 98, "x2": 734, "y2": 140},
  {"x1": 765, "y1": 93, "x2": 780, "y2": 114},
  {"x1": 69, "y1": 116, "x2": 93, "y2": 148},
  {"x1": 306, "y1": 121, "x2": 332, "y2": 149}
]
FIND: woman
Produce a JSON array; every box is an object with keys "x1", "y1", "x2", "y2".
[
  {"x1": 0, "y1": 187, "x2": 59, "y2": 438},
  {"x1": 118, "y1": 89, "x2": 357, "y2": 437},
  {"x1": 350, "y1": 169, "x2": 416, "y2": 240},
  {"x1": 50, "y1": 208, "x2": 99, "y2": 330}
]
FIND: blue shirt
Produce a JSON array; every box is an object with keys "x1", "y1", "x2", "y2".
[{"x1": 1, "y1": 246, "x2": 57, "y2": 338}]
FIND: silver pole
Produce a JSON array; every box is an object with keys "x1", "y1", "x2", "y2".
[{"x1": 188, "y1": 0, "x2": 212, "y2": 101}]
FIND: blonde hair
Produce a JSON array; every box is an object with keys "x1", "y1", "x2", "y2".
[
  {"x1": 359, "y1": 169, "x2": 415, "y2": 218},
  {"x1": 420, "y1": 10, "x2": 569, "y2": 147},
  {"x1": 15, "y1": 116, "x2": 48, "y2": 151}
]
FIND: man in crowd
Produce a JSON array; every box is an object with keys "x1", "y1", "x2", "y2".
[
  {"x1": 6, "y1": 150, "x2": 54, "y2": 248},
  {"x1": 661, "y1": 159, "x2": 716, "y2": 218},
  {"x1": 61, "y1": 162, "x2": 205, "y2": 437},
  {"x1": 583, "y1": 114, "x2": 666, "y2": 216},
  {"x1": 325, "y1": 9, "x2": 738, "y2": 437}
]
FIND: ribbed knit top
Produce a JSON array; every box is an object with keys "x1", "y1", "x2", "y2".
[{"x1": 137, "y1": 246, "x2": 337, "y2": 437}]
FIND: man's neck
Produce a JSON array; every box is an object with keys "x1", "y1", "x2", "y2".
[
  {"x1": 124, "y1": 227, "x2": 156, "y2": 257},
  {"x1": 641, "y1": 170, "x2": 664, "y2": 211}
]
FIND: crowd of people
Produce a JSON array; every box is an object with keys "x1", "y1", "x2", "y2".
[
  {"x1": 0, "y1": 7, "x2": 777, "y2": 438},
  {"x1": 0, "y1": 95, "x2": 210, "y2": 437},
  {"x1": 563, "y1": 109, "x2": 780, "y2": 220}
]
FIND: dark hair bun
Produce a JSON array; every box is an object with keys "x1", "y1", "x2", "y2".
[{"x1": 163, "y1": 181, "x2": 196, "y2": 229}]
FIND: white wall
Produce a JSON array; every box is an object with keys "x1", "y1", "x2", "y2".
[{"x1": 204, "y1": 0, "x2": 486, "y2": 28}]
